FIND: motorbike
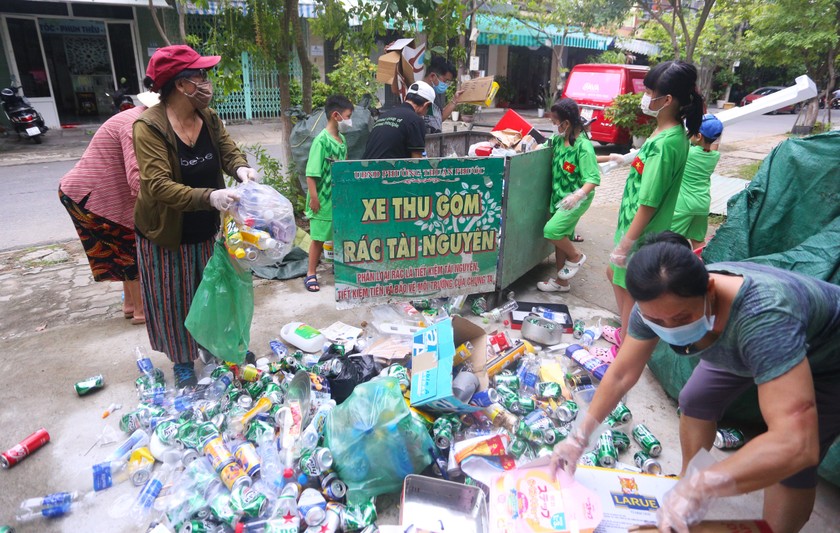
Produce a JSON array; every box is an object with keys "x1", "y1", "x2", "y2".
[
  {"x1": 106, "y1": 77, "x2": 135, "y2": 113},
  {"x1": 1, "y1": 84, "x2": 48, "y2": 144}
]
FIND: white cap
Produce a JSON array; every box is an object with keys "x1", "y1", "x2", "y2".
[{"x1": 406, "y1": 81, "x2": 435, "y2": 104}]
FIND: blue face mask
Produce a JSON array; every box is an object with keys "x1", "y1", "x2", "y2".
[
  {"x1": 434, "y1": 80, "x2": 450, "y2": 94},
  {"x1": 640, "y1": 296, "x2": 715, "y2": 347}
]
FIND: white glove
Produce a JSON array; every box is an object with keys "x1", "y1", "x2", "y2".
[
  {"x1": 236, "y1": 166, "x2": 260, "y2": 183},
  {"x1": 560, "y1": 188, "x2": 587, "y2": 211},
  {"x1": 550, "y1": 412, "x2": 605, "y2": 478},
  {"x1": 609, "y1": 235, "x2": 637, "y2": 267},
  {"x1": 209, "y1": 189, "x2": 241, "y2": 212},
  {"x1": 608, "y1": 153, "x2": 625, "y2": 164},
  {"x1": 657, "y1": 451, "x2": 735, "y2": 533}
]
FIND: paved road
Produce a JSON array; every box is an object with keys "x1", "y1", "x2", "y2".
[{"x1": 0, "y1": 113, "x2": 805, "y2": 251}]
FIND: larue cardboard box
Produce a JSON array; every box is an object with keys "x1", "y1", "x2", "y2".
[{"x1": 410, "y1": 317, "x2": 488, "y2": 414}]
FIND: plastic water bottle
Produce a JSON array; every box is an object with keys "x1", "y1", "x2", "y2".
[
  {"x1": 482, "y1": 300, "x2": 518, "y2": 322},
  {"x1": 516, "y1": 354, "x2": 540, "y2": 394},
  {"x1": 16, "y1": 491, "x2": 87, "y2": 521},
  {"x1": 106, "y1": 428, "x2": 150, "y2": 462},
  {"x1": 91, "y1": 460, "x2": 130, "y2": 491},
  {"x1": 130, "y1": 464, "x2": 171, "y2": 523},
  {"x1": 301, "y1": 400, "x2": 336, "y2": 451},
  {"x1": 581, "y1": 320, "x2": 602, "y2": 349},
  {"x1": 566, "y1": 344, "x2": 609, "y2": 381},
  {"x1": 204, "y1": 371, "x2": 234, "y2": 401},
  {"x1": 135, "y1": 346, "x2": 154, "y2": 376}
]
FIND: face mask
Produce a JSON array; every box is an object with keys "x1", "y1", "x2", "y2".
[
  {"x1": 640, "y1": 296, "x2": 716, "y2": 346},
  {"x1": 640, "y1": 93, "x2": 665, "y2": 117},
  {"x1": 337, "y1": 117, "x2": 353, "y2": 133},
  {"x1": 434, "y1": 80, "x2": 450, "y2": 95},
  {"x1": 184, "y1": 79, "x2": 213, "y2": 109}
]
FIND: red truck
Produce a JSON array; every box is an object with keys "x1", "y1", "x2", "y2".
[{"x1": 562, "y1": 64, "x2": 650, "y2": 147}]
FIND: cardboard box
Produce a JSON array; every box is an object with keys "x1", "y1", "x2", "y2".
[
  {"x1": 410, "y1": 317, "x2": 488, "y2": 413},
  {"x1": 492, "y1": 109, "x2": 548, "y2": 144},
  {"x1": 376, "y1": 38, "x2": 425, "y2": 85},
  {"x1": 629, "y1": 521, "x2": 773, "y2": 533},
  {"x1": 459, "y1": 76, "x2": 496, "y2": 104}
]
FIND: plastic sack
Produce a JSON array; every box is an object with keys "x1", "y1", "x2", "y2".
[
  {"x1": 224, "y1": 181, "x2": 296, "y2": 269},
  {"x1": 320, "y1": 352, "x2": 380, "y2": 404},
  {"x1": 323, "y1": 377, "x2": 434, "y2": 504},
  {"x1": 185, "y1": 241, "x2": 254, "y2": 365}
]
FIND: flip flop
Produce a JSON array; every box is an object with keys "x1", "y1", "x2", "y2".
[
  {"x1": 557, "y1": 253, "x2": 587, "y2": 280},
  {"x1": 571, "y1": 234, "x2": 584, "y2": 242},
  {"x1": 537, "y1": 278, "x2": 571, "y2": 293},
  {"x1": 131, "y1": 316, "x2": 146, "y2": 325},
  {"x1": 304, "y1": 274, "x2": 320, "y2": 292},
  {"x1": 603, "y1": 325, "x2": 622, "y2": 347},
  {"x1": 591, "y1": 345, "x2": 618, "y2": 364}
]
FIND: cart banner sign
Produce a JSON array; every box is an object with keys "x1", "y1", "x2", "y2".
[{"x1": 332, "y1": 158, "x2": 505, "y2": 308}]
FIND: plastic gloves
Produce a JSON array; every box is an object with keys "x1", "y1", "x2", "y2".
[
  {"x1": 209, "y1": 189, "x2": 241, "y2": 212},
  {"x1": 610, "y1": 235, "x2": 637, "y2": 267},
  {"x1": 550, "y1": 412, "x2": 605, "y2": 478},
  {"x1": 657, "y1": 450, "x2": 735, "y2": 533},
  {"x1": 608, "y1": 153, "x2": 626, "y2": 164},
  {"x1": 236, "y1": 166, "x2": 260, "y2": 183},
  {"x1": 560, "y1": 188, "x2": 587, "y2": 211}
]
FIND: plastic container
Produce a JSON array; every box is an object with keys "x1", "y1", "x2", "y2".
[
  {"x1": 323, "y1": 241, "x2": 334, "y2": 263},
  {"x1": 281, "y1": 322, "x2": 327, "y2": 353}
]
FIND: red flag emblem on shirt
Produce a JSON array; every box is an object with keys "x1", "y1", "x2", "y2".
[
  {"x1": 562, "y1": 161, "x2": 576, "y2": 173},
  {"x1": 631, "y1": 156, "x2": 645, "y2": 175}
]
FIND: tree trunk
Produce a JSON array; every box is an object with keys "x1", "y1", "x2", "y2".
[
  {"x1": 803, "y1": 98, "x2": 820, "y2": 130},
  {"x1": 697, "y1": 57, "x2": 714, "y2": 102},
  {"x1": 291, "y1": 3, "x2": 313, "y2": 113},
  {"x1": 176, "y1": 0, "x2": 187, "y2": 44},
  {"x1": 148, "y1": 0, "x2": 172, "y2": 46}
]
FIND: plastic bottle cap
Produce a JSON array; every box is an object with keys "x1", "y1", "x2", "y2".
[{"x1": 283, "y1": 468, "x2": 294, "y2": 478}]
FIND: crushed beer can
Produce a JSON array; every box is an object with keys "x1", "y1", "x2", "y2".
[{"x1": 74, "y1": 374, "x2": 105, "y2": 396}]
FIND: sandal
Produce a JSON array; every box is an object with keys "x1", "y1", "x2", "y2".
[
  {"x1": 571, "y1": 234, "x2": 584, "y2": 243},
  {"x1": 603, "y1": 325, "x2": 622, "y2": 347},
  {"x1": 537, "y1": 278, "x2": 571, "y2": 293},
  {"x1": 591, "y1": 345, "x2": 618, "y2": 364},
  {"x1": 304, "y1": 274, "x2": 320, "y2": 292},
  {"x1": 557, "y1": 253, "x2": 587, "y2": 280}
]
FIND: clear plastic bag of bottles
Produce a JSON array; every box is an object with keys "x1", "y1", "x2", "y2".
[
  {"x1": 323, "y1": 377, "x2": 434, "y2": 504},
  {"x1": 224, "y1": 181, "x2": 297, "y2": 268}
]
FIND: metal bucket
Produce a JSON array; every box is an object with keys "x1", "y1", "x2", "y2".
[{"x1": 400, "y1": 474, "x2": 488, "y2": 533}]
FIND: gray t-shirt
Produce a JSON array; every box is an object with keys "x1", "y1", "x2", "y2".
[
  {"x1": 423, "y1": 92, "x2": 446, "y2": 133},
  {"x1": 629, "y1": 262, "x2": 840, "y2": 384}
]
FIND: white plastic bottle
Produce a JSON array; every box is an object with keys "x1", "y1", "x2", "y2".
[{"x1": 280, "y1": 322, "x2": 327, "y2": 353}]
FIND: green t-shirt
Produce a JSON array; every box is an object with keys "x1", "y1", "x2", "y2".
[
  {"x1": 548, "y1": 134, "x2": 601, "y2": 214},
  {"x1": 674, "y1": 145, "x2": 720, "y2": 216},
  {"x1": 628, "y1": 262, "x2": 840, "y2": 384},
  {"x1": 615, "y1": 125, "x2": 689, "y2": 243},
  {"x1": 305, "y1": 129, "x2": 347, "y2": 221}
]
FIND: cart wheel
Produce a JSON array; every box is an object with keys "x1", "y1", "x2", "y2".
[{"x1": 32, "y1": 135, "x2": 42, "y2": 144}]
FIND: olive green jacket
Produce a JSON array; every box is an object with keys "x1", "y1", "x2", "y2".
[{"x1": 132, "y1": 104, "x2": 247, "y2": 249}]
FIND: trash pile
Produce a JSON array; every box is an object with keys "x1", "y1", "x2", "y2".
[{"x1": 4, "y1": 296, "x2": 748, "y2": 533}]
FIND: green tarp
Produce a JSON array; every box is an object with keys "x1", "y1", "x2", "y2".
[{"x1": 646, "y1": 131, "x2": 840, "y2": 487}]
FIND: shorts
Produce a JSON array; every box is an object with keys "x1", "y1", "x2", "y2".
[
  {"x1": 543, "y1": 194, "x2": 593, "y2": 240},
  {"x1": 679, "y1": 360, "x2": 840, "y2": 489},
  {"x1": 670, "y1": 212, "x2": 708, "y2": 242},
  {"x1": 309, "y1": 218, "x2": 333, "y2": 243}
]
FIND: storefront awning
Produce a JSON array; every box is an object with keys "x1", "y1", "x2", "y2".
[
  {"x1": 476, "y1": 15, "x2": 613, "y2": 50},
  {"x1": 615, "y1": 37, "x2": 661, "y2": 57},
  {"x1": 184, "y1": 0, "x2": 318, "y2": 18}
]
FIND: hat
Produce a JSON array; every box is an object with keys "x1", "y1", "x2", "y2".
[
  {"x1": 145, "y1": 45, "x2": 221, "y2": 91},
  {"x1": 406, "y1": 81, "x2": 435, "y2": 104},
  {"x1": 698, "y1": 113, "x2": 723, "y2": 140},
  {"x1": 136, "y1": 91, "x2": 160, "y2": 108}
]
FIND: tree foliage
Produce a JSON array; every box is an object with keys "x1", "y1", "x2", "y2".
[{"x1": 637, "y1": 0, "x2": 717, "y2": 63}]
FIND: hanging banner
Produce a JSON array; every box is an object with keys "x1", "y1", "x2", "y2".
[{"x1": 332, "y1": 157, "x2": 505, "y2": 309}]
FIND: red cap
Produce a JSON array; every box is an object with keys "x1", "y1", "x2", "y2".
[{"x1": 145, "y1": 45, "x2": 221, "y2": 91}]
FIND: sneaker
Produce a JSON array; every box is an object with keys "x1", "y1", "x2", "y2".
[
  {"x1": 173, "y1": 362, "x2": 197, "y2": 389},
  {"x1": 557, "y1": 254, "x2": 587, "y2": 280},
  {"x1": 537, "y1": 278, "x2": 571, "y2": 293}
]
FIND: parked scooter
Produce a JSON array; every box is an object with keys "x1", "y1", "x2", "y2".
[
  {"x1": 106, "y1": 77, "x2": 135, "y2": 114},
  {"x1": 0, "y1": 84, "x2": 48, "y2": 144}
]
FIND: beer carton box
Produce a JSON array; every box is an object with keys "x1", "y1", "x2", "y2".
[{"x1": 410, "y1": 317, "x2": 488, "y2": 413}]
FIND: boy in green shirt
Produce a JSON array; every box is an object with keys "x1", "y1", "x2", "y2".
[
  {"x1": 670, "y1": 114, "x2": 723, "y2": 248},
  {"x1": 304, "y1": 95, "x2": 353, "y2": 292}
]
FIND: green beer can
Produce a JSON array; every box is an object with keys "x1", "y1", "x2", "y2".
[
  {"x1": 229, "y1": 485, "x2": 268, "y2": 518},
  {"x1": 508, "y1": 438, "x2": 528, "y2": 459},
  {"x1": 579, "y1": 451, "x2": 598, "y2": 467},
  {"x1": 516, "y1": 397, "x2": 537, "y2": 413},
  {"x1": 554, "y1": 400, "x2": 579, "y2": 423},
  {"x1": 74, "y1": 374, "x2": 104, "y2": 396},
  {"x1": 609, "y1": 401, "x2": 633, "y2": 424},
  {"x1": 631, "y1": 424, "x2": 662, "y2": 457},
  {"x1": 536, "y1": 381, "x2": 562, "y2": 399},
  {"x1": 542, "y1": 426, "x2": 569, "y2": 445},
  {"x1": 611, "y1": 430, "x2": 631, "y2": 453},
  {"x1": 494, "y1": 374, "x2": 520, "y2": 390},
  {"x1": 633, "y1": 450, "x2": 662, "y2": 474},
  {"x1": 432, "y1": 417, "x2": 453, "y2": 450},
  {"x1": 596, "y1": 431, "x2": 618, "y2": 468}
]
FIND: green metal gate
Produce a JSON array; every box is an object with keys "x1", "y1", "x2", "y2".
[{"x1": 214, "y1": 51, "x2": 302, "y2": 122}]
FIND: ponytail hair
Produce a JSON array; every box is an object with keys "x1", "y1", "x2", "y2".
[
  {"x1": 626, "y1": 231, "x2": 709, "y2": 302},
  {"x1": 644, "y1": 60, "x2": 705, "y2": 137},
  {"x1": 550, "y1": 97, "x2": 585, "y2": 146}
]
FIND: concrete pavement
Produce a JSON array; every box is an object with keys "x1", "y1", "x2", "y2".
[{"x1": 2, "y1": 114, "x2": 839, "y2": 532}]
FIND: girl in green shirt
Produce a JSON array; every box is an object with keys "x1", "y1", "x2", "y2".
[
  {"x1": 607, "y1": 61, "x2": 704, "y2": 350},
  {"x1": 537, "y1": 98, "x2": 601, "y2": 293}
]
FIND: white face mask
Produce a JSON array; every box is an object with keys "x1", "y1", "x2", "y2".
[
  {"x1": 640, "y1": 93, "x2": 666, "y2": 117},
  {"x1": 337, "y1": 117, "x2": 352, "y2": 133}
]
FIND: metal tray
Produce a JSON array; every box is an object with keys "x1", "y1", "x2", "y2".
[{"x1": 400, "y1": 474, "x2": 488, "y2": 533}]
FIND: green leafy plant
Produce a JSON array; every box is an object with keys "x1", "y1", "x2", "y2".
[
  {"x1": 456, "y1": 103, "x2": 477, "y2": 115},
  {"x1": 604, "y1": 92, "x2": 655, "y2": 139},
  {"x1": 494, "y1": 76, "x2": 516, "y2": 105},
  {"x1": 326, "y1": 55, "x2": 379, "y2": 107},
  {"x1": 593, "y1": 49, "x2": 626, "y2": 65},
  {"x1": 246, "y1": 144, "x2": 306, "y2": 216},
  {"x1": 312, "y1": 81, "x2": 332, "y2": 109}
]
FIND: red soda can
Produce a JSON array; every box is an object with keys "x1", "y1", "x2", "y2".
[{"x1": 1, "y1": 428, "x2": 50, "y2": 468}]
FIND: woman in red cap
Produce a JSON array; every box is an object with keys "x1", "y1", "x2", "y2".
[{"x1": 133, "y1": 45, "x2": 259, "y2": 388}]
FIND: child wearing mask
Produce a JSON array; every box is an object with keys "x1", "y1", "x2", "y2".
[{"x1": 304, "y1": 95, "x2": 353, "y2": 292}]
